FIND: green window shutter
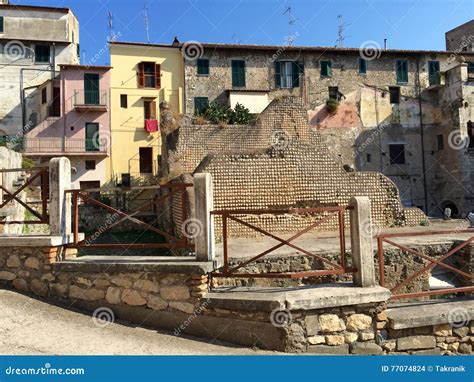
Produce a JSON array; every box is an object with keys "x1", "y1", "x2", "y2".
[
  {"x1": 194, "y1": 97, "x2": 209, "y2": 115},
  {"x1": 0, "y1": 17, "x2": 4, "y2": 33},
  {"x1": 428, "y1": 61, "x2": 440, "y2": 86},
  {"x1": 321, "y1": 60, "x2": 331, "y2": 77},
  {"x1": 275, "y1": 61, "x2": 281, "y2": 88},
  {"x1": 292, "y1": 61, "x2": 304, "y2": 88},
  {"x1": 232, "y1": 60, "x2": 245, "y2": 87},
  {"x1": 358, "y1": 58, "x2": 367, "y2": 74},
  {"x1": 197, "y1": 59, "x2": 209, "y2": 75},
  {"x1": 396, "y1": 60, "x2": 408, "y2": 83}
]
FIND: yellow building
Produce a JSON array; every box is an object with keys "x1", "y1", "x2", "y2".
[{"x1": 108, "y1": 41, "x2": 184, "y2": 186}]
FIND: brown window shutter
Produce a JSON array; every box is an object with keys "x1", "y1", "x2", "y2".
[
  {"x1": 155, "y1": 64, "x2": 161, "y2": 88},
  {"x1": 150, "y1": 101, "x2": 156, "y2": 119},
  {"x1": 138, "y1": 62, "x2": 144, "y2": 88}
]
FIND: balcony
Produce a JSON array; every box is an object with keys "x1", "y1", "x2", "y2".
[
  {"x1": 73, "y1": 90, "x2": 108, "y2": 111},
  {"x1": 23, "y1": 137, "x2": 109, "y2": 156}
]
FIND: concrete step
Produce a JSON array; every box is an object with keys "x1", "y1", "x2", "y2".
[{"x1": 386, "y1": 299, "x2": 474, "y2": 329}]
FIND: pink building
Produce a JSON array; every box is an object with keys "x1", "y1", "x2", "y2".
[{"x1": 24, "y1": 64, "x2": 111, "y2": 189}]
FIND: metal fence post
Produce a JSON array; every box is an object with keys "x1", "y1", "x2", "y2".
[
  {"x1": 49, "y1": 157, "x2": 71, "y2": 236},
  {"x1": 349, "y1": 196, "x2": 376, "y2": 287},
  {"x1": 194, "y1": 173, "x2": 215, "y2": 262}
]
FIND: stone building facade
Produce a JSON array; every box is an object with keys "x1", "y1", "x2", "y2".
[
  {"x1": 446, "y1": 19, "x2": 474, "y2": 52},
  {"x1": 182, "y1": 42, "x2": 474, "y2": 217},
  {"x1": 0, "y1": 2, "x2": 80, "y2": 137}
]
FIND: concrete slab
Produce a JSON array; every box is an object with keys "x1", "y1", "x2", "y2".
[
  {"x1": 206, "y1": 283, "x2": 391, "y2": 312},
  {"x1": 387, "y1": 299, "x2": 474, "y2": 329},
  {"x1": 0, "y1": 234, "x2": 84, "y2": 247},
  {"x1": 54, "y1": 255, "x2": 217, "y2": 274}
]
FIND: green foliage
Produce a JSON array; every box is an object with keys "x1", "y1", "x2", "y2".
[
  {"x1": 326, "y1": 98, "x2": 339, "y2": 115},
  {"x1": 202, "y1": 102, "x2": 254, "y2": 125},
  {"x1": 22, "y1": 157, "x2": 36, "y2": 169},
  {"x1": 419, "y1": 219, "x2": 429, "y2": 226}
]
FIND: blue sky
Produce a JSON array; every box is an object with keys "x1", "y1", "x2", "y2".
[{"x1": 13, "y1": 0, "x2": 474, "y2": 65}]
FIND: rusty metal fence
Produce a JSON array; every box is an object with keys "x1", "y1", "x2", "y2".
[
  {"x1": 377, "y1": 229, "x2": 474, "y2": 299},
  {"x1": 212, "y1": 206, "x2": 356, "y2": 278}
]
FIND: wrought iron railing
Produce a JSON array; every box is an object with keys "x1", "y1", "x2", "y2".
[
  {"x1": 73, "y1": 90, "x2": 108, "y2": 107},
  {"x1": 23, "y1": 138, "x2": 108, "y2": 153}
]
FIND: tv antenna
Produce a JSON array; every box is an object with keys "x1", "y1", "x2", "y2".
[
  {"x1": 283, "y1": 6, "x2": 298, "y2": 45},
  {"x1": 337, "y1": 15, "x2": 350, "y2": 47},
  {"x1": 143, "y1": 4, "x2": 150, "y2": 43},
  {"x1": 107, "y1": 10, "x2": 116, "y2": 41},
  {"x1": 231, "y1": 33, "x2": 241, "y2": 44}
]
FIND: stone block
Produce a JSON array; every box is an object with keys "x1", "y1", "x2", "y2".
[
  {"x1": 170, "y1": 301, "x2": 195, "y2": 314},
  {"x1": 0, "y1": 271, "x2": 16, "y2": 280},
  {"x1": 397, "y1": 336, "x2": 436, "y2": 351},
  {"x1": 359, "y1": 332, "x2": 375, "y2": 341},
  {"x1": 346, "y1": 314, "x2": 372, "y2": 331},
  {"x1": 12, "y1": 278, "x2": 28, "y2": 292},
  {"x1": 344, "y1": 332, "x2": 359, "y2": 344},
  {"x1": 6, "y1": 255, "x2": 20, "y2": 268},
  {"x1": 25, "y1": 257, "x2": 40, "y2": 270},
  {"x1": 121, "y1": 289, "x2": 147, "y2": 306},
  {"x1": 69, "y1": 285, "x2": 105, "y2": 301},
  {"x1": 75, "y1": 277, "x2": 93, "y2": 287},
  {"x1": 110, "y1": 276, "x2": 133, "y2": 288},
  {"x1": 411, "y1": 348, "x2": 442, "y2": 355},
  {"x1": 133, "y1": 279, "x2": 159, "y2": 293},
  {"x1": 376, "y1": 321, "x2": 387, "y2": 330},
  {"x1": 105, "y1": 287, "x2": 122, "y2": 305},
  {"x1": 458, "y1": 343, "x2": 472, "y2": 354},
  {"x1": 50, "y1": 283, "x2": 68, "y2": 297},
  {"x1": 376, "y1": 311, "x2": 387, "y2": 321},
  {"x1": 325, "y1": 334, "x2": 345, "y2": 346},
  {"x1": 448, "y1": 342, "x2": 460, "y2": 352},
  {"x1": 307, "y1": 335, "x2": 325, "y2": 345},
  {"x1": 382, "y1": 340, "x2": 396, "y2": 352},
  {"x1": 41, "y1": 273, "x2": 55, "y2": 282},
  {"x1": 307, "y1": 344, "x2": 349, "y2": 355},
  {"x1": 30, "y1": 279, "x2": 48, "y2": 297},
  {"x1": 453, "y1": 327, "x2": 469, "y2": 338},
  {"x1": 147, "y1": 294, "x2": 168, "y2": 310},
  {"x1": 160, "y1": 285, "x2": 191, "y2": 301},
  {"x1": 433, "y1": 324, "x2": 452, "y2": 336},
  {"x1": 319, "y1": 314, "x2": 346, "y2": 333},
  {"x1": 350, "y1": 342, "x2": 383, "y2": 355},
  {"x1": 305, "y1": 315, "x2": 319, "y2": 335},
  {"x1": 93, "y1": 279, "x2": 111, "y2": 288}
]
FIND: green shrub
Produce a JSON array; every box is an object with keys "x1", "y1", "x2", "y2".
[
  {"x1": 326, "y1": 98, "x2": 339, "y2": 115},
  {"x1": 22, "y1": 157, "x2": 36, "y2": 169},
  {"x1": 419, "y1": 219, "x2": 429, "y2": 226},
  {"x1": 203, "y1": 101, "x2": 254, "y2": 125},
  {"x1": 231, "y1": 103, "x2": 254, "y2": 124}
]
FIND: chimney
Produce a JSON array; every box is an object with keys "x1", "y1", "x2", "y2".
[{"x1": 384, "y1": 38, "x2": 388, "y2": 50}]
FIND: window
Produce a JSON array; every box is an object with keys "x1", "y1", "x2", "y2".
[
  {"x1": 328, "y1": 86, "x2": 341, "y2": 101},
  {"x1": 428, "y1": 61, "x2": 441, "y2": 86},
  {"x1": 231, "y1": 60, "x2": 245, "y2": 87},
  {"x1": 437, "y1": 134, "x2": 444, "y2": 151},
  {"x1": 197, "y1": 59, "x2": 209, "y2": 75},
  {"x1": 144, "y1": 100, "x2": 156, "y2": 120},
  {"x1": 468, "y1": 62, "x2": 474, "y2": 79},
  {"x1": 468, "y1": 121, "x2": 474, "y2": 148},
  {"x1": 138, "y1": 62, "x2": 161, "y2": 88},
  {"x1": 0, "y1": 16, "x2": 4, "y2": 33},
  {"x1": 396, "y1": 59, "x2": 408, "y2": 83},
  {"x1": 85, "y1": 160, "x2": 96, "y2": 170},
  {"x1": 194, "y1": 97, "x2": 209, "y2": 115},
  {"x1": 139, "y1": 147, "x2": 153, "y2": 174},
  {"x1": 120, "y1": 94, "x2": 128, "y2": 108},
  {"x1": 35, "y1": 44, "x2": 50, "y2": 63},
  {"x1": 275, "y1": 61, "x2": 303, "y2": 88},
  {"x1": 41, "y1": 88, "x2": 47, "y2": 104},
  {"x1": 389, "y1": 144, "x2": 406, "y2": 165},
  {"x1": 84, "y1": 73, "x2": 100, "y2": 105},
  {"x1": 358, "y1": 58, "x2": 367, "y2": 75},
  {"x1": 389, "y1": 87, "x2": 400, "y2": 104},
  {"x1": 85, "y1": 123, "x2": 100, "y2": 152},
  {"x1": 366, "y1": 153, "x2": 371, "y2": 163},
  {"x1": 320, "y1": 60, "x2": 332, "y2": 77}
]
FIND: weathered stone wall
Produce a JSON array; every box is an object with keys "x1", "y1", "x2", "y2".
[
  {"x1": 165, "y1": 97, "x2": 425, "y2": 238},
  {"x1": 445, "y1": 21, "x2": 474, "y2": 52},
  {"x1": 0, "y1": 246, "x2": 208, "y2": 316}
]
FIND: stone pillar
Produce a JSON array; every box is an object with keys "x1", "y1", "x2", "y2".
[
  {"x1": 349, "y1": 196, "x2": 376, "y2": 287},
  {"x1": 49, "y1": 157, "x2": 71, "y2": 236},
  {"x1": 193, "y1": 173, "x2": 215, "y2": 262}
]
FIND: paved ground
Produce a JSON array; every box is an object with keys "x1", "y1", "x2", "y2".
[
  {"x1": 217, "y1": 218, "x2": 473, "y2": 259},
  {"x1": 0, "y1": 290, "x2": 269, "y2": 355}
]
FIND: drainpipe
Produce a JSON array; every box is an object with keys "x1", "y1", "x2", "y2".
[{"x1": 416, "y1": 58, "x2": 429, "y2": 213}]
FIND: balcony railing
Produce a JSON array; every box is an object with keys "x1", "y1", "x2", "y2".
[
  {"x1": 23, "y1": 138, "x2": 108, "y2": 154},
  {"x1": 73, "y1": 90, "x2": 108, "y2": 110}
]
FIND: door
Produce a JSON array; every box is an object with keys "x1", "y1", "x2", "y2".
[
  {"x1": 50, "y1": 86, "x2": 61, "y2": 117},
  {"x1": 84, "y1": 73, "x2": 100, "y2": 105},
  {"x1": 139, "y1": 147, "x2": 153, "y2": 174},
  {"x1": 85, "y1": 123, "x2": 100, "y2": 152}
]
